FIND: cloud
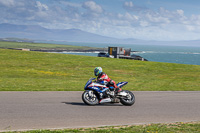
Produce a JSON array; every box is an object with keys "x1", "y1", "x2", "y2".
[
  {"x1": 0, "y1": 0, "x2": 79, "y2": 25},
  {"x1": 124, "y1": 1, "x2": 134, "y2": 8},
  {"x1": 123, "y1": 1, "x2": 148, "y2": 12},
  {"x1": 57, "y1": 1, "x2": 81, "y2": 8},
  {"x1": 82, "y1": 1, "x2": 103, "y2": 14},
  {"x1": 0, "y1": 0, "x2": 200, "y2": 41},
  {"x1": 0, "y1": 0, "x2": 15, "y2": 7},
  {"x1": 0, "y1": 0, "x2": 35, "y2": 23},
  {"x1": 176, "y1": 9, "x2": 184, "y2": 16},
  {"x1": 191, "y1": 14, "x2": 200, "y2": 25},
  {"x1": 100, "y1": 2, "x2": 200, "y2": 40},
  {"x1": 36, "y1": 1, "x2": 48, "y2": 11}
]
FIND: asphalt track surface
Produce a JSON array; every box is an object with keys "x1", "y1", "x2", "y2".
[{"x1": 0, "y1": 91, "x2": 200, "y2": 132}]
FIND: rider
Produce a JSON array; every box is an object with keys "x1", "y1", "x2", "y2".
[{"x1": 94, "y1": 67, "x2": 122, "y2": 94}]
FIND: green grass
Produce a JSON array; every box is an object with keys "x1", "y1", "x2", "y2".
[
  {"x1": 0, "y1": 41, "x2": 102, "y2": 50},
  {"x1": 3, "y1": 122, "x2": 200, "y2": 133},
  {"x1": 0, "y1": 48, "x2": 200, "y2": 91}
]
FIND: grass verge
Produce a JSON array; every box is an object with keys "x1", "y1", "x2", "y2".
[
  {"x1": 2, "y1": 122, "x2": 200, "y2": 133},
  {"x1": 0, "y1": 41, "x2": 102, "y2": 51},
  {"x1": 0, "y1": 48, "x2": 200, "y2": 91}
]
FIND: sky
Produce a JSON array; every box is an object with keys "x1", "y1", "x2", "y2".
[{"x1": 0, "y1": 0, "x2": 200, "y2": 41}]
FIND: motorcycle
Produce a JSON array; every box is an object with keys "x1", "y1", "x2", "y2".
[{"x1": 82, "y1": 78, "x2": 135, "y2": 106}]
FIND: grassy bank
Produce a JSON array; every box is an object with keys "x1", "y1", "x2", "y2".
[
  {"x1": 0, "y1": 41, "x2": 103, "y2": 51},
  {"x1": 0, "y1": 48, "x2": 199, "y2": 91},
  {"x1": 3, "y1": 122, "x2": 200, "y2": 133}
]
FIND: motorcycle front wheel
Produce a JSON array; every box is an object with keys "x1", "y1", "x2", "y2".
[
  {"x1": 120, "y1": 90, "x2": 135, "y2": 106},
  {"x1": 82, "y1": 90, "x2": 99, "y2": 106}
]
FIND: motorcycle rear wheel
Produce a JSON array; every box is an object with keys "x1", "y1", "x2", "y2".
[
  {"x1": 120, "y1": 90, "x2": 135, "y2": 106},
  {"x1": 82, "y1": 90, "x2": 99, "y2": 105}
]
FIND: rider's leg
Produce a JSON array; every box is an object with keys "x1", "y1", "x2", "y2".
[
  {"x1": 108, "y1": 80, "x2": 122, "y2": 94},
  {"x1": 114, "y1": 84, "x2": 122, "y2": 93},
  {"x1": 112, "y1": 81, "x2": 122, "y2": 94}
]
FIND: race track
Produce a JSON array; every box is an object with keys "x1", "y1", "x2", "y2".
[{"x1": 0, "y1": 91, "x2": 200, "y2": 131}]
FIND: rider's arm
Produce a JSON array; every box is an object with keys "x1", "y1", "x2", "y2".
[
  {"x1": 97, "y1": 73, "x2": 106, "y2": 81},
  {"x1": 97, "y1": 80, "x2": 108, "y2": 85}
]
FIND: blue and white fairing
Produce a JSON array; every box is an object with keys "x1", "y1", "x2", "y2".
[
  {"x1": 84, "y1": 78, "x2": 95, "y2": 89},
  {"x1": 84, "y1": 78, "x2": 109, "y2": 93},
  {"x1": 117, "y1": 82, "x2": 128, "y2": 88}
]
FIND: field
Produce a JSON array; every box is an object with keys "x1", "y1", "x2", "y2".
[
  {"x1": 0, "y1": 47, "x2": 200, "y2": 91},
  {"x1": 0, "y1": 41, "x2": 103, "y2": 51}
]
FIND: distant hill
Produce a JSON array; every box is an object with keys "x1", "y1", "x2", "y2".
[
  {"x1": 0, "y1": 23, "x2": 200, "y2": 46},
  {"x1": 0, "y1": 37, "x2": 34, "y2": 43},
  {"x1": 0, "y1": 23, "x2": 121, "y2": 43}
]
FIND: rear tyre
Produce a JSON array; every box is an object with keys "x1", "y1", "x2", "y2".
[
  {"x1": 120, "y1": 90, "x2": 135, "y2": 106},
  {"x1": 82, "y1": 90, "x2": 99, "y2": 106}
]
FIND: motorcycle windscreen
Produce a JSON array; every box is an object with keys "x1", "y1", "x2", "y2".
[{"x1": 117, "y1": 82, "x2": 128, "y2": 88}]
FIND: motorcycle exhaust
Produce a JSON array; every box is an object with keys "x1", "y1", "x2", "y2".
[{"x1": 117, "y1": 91, "x2": 127, "y2": 96}]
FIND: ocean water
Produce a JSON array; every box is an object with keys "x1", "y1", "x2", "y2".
[{"x1": 39, "y1": 41, "x2": 200, "y2": 65}]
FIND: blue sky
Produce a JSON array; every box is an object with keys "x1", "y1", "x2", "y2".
[{"x1": 0, "y1": 0, "x2": 200, "y2": 41}]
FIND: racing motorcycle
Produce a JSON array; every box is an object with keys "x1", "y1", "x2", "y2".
[{"x1": 82, "y1": 78, "x2": 135, "y2": 106}]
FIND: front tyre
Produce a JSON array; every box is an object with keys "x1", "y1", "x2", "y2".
[
  {"x1": 120, "y1": 90, "x2": 135, "y2": 106},
  {"x1": 82, "y1": 90, "x2": 99, "y2": 106}
]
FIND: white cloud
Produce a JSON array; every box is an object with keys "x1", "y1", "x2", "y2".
[
  {"x1": 140, "y1": 21, "x2": 149, "y2": 27},
  {"x1": 1, "y1": 0, "x2": 200, "y2": 41},
  {"x1": 191, "y1": 14, "x2": 200, "y2": 25},
  {"x1": 36, "y1": 1, "x2": 48, "y2": 11},
  {"x1": 124, "y1": 12, "x2": 139, "y2": 21},
  {"x1": 124, "y1": 1, "x2": 134, "y2": 8},
  {"x1": 58, "y1": 1, "x2": 81, "y2": 8},
  {"x1": 82, "y1": 1, "x2": 103, "y2": 14},
  {"x1": 176, "y1": 9, "x2": 184, "y2": 16},
  {"x1": 0, "y1": 0, "x2": 15, "y2": 7},
  {"x1": 123, "y1": 1, "x2": 147, "y2": 12},
  {"x1": 186, "y1": 25, "x2": 195, "y2": 31}
]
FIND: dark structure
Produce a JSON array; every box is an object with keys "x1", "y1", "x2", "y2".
[{"x1": 97, "y1": 52, "x2": 109, "y2": 57}]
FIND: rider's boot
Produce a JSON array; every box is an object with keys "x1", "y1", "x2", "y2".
[{"x1": 115, "y1": 87, "x2": 122, "y2": 95}]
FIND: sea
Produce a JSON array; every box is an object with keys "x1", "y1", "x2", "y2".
[{"x1": 38, "y1": 41, "x2": 200, "y2": 65}]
